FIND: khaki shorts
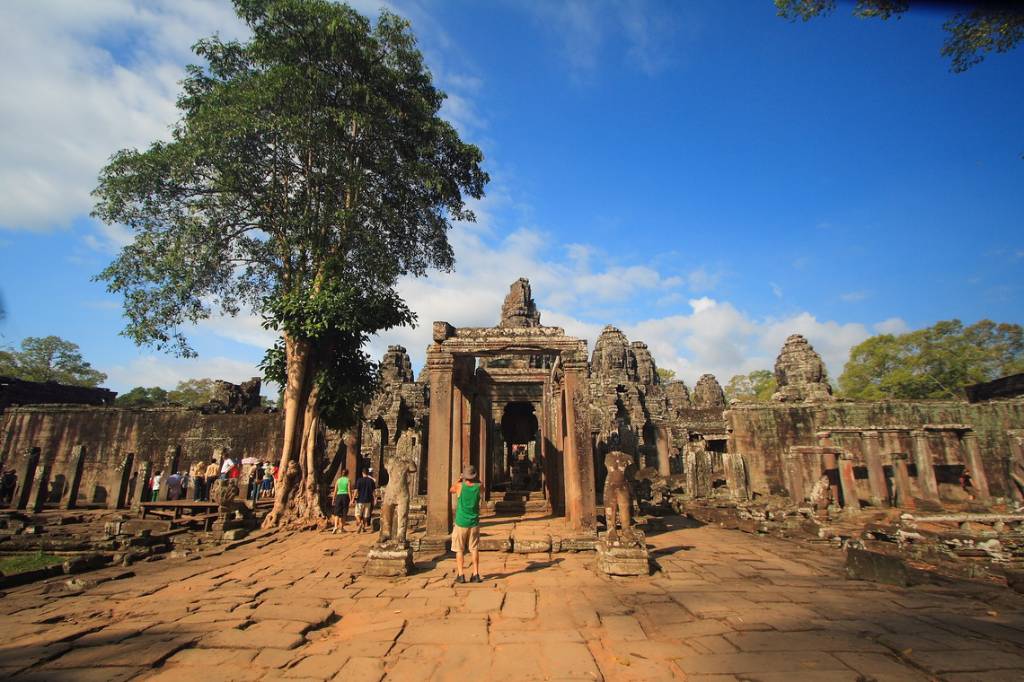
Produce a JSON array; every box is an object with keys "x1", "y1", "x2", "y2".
[
  {"x1": 451, "y1": 524, "x2": 480, "y2": 553},
  {"x1": 355, "y1": 502, "x2": 372, "y2": 519}
]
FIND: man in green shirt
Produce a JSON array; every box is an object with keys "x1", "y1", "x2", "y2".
[
  {"x1": 449, "y1": 465, "x2": 483, "y2": 583},
  {"x1": 331, "y1": 469, "x2": 350, "y2": 533}
]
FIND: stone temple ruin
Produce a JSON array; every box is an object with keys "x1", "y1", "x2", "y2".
[{"x1": 3, "y1": 278, "x2": 1024, "y2": 586}]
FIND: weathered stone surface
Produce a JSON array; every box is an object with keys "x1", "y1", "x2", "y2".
[
  {"x1": 596, "y1": 534, "x2": 649, "y2": 576},
  {"x1": 693, "y1": 374, "x2": 726, "y2": 409},
  {"x1": 202, "y1": 377, "x2": 264, "y2": 414},
  {"x1": 365, "y1": 545, "x2": 414, "y2": 577},
  {"x1": 498, "y1": 277, "x2": 541, "y2": 328},
  {"x1": 772, "y1": 334, "x2": 834, "y2": 403},
  {"x1": 844, "y1": 547, "x2": 912, "y2": 586},
  {"x1": 512, "y1": 535, "x2": 551, "y2": 553}
]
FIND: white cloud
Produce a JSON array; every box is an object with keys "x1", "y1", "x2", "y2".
[
  {"x1": 770, "y1": 282, "x2": 784, "y2": 299},
  {"x1": 840, "y1": 290, "x2": 869, "y2": 302},
  {"x1": 103, "y1": 354, "x2": 264, "y2": 394},
  {"x1": 0, "y1": 1, "x2": 249, "y2": 232},
  {"x1": 874, "y1": 317, "x2": 910, "y2": 335}
]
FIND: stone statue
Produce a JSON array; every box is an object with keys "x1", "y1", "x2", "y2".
[
  {"x1": 603, "y1": 449, "x2": 634, "y2": 543},
  {"x1": 378, "y1": 434, "x2": 418, "y2": 547}
]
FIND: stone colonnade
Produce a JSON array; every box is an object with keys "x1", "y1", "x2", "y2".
[{"x1": 782, "y1": 425, "x2": 991, "y2": 509}]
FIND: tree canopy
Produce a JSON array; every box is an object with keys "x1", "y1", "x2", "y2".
[
  {"x1": 838, "y1": 319, "x2": 1024, "y2": 400},
  {"x1": 0, "y1": 336, "x2": 107, "y2": 387},
  {"x1": 775, "y1": 1, "x2": 1024, "y2": 72},
  {"x1": 724, "y1": 369, "x2": 778, "y2": 403},
  {"x1": 92, "y1": 0, "x2": 487, "y2": 527},
  {"x1": 115, "y1": 386, "x2": 170, "y2": 407},
  {"x1": 656, "y1": 367, "x2": 676, "y2": 382}
]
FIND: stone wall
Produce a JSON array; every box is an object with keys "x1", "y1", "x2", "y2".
[
  {"x1": 728, "y1": 399, "x2": 1024, "y2": 497},
  {"x1": 0, "y1": 376, "x2": 116, "y2": 411},
  {"x1": 0, "y1": 405, "x2": 282, "y2": 505}
]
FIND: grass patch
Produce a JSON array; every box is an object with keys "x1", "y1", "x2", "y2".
[{"x1": 0, "y1": 552, "x2": 64, "y2": 576}]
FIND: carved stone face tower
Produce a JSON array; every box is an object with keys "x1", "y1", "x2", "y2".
[
  {"x1": 692, "y1": 374, "x2": 726, "y2": 408},
  {"x1": 772, "y1": 334, "x2": 834, "y2": 403},
  {"x1": 499, "y1": 277, "x2": 541, "y2": 328}
]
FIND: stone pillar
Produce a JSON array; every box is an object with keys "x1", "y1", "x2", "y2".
[
  {"x1": 722, "y1": 452, "x2": 749, "y2": 500},
  {"x1": 911, "y1": 431, "x2": 940, "y2": 501},
  {"x1": 425, "y1": 347, "x2": 454, "y2": 536},
  {"x1": 1008, "y1": 434, "x2": 1024, "y2": 502},
  {"x1": 562, "y1": 352, "x2": 596, "y2": 533},
  {"x1": 862, "y1": 432, "x2": 889, "y2": 507},
  {"x1": 891, "y1": 453, "x2": 915, "y2": 509},
  {"x1": 157, "y1": 445, "x2": 181, "y2": 501},
  {"x1": 132, "y1": 460, "x2": 153, "y2": 511},
  {"x1": 475, "y1": 401, "x2": 488, "y2": 499},
  {"x1": 61, "y1": 445, "x2": 87, "y2": 510},
  {"x1": 817, "y1": 433, "x2": 842, "y2": 505},
  {"x1": 14, "y1": 447, "x2": 41, "y2": 510},
  {"x1": 28, "y1": 462, "x2": 52, "y2": 513},
  {"x1": 655, "y1": 424, "x2": 671, "y2": 478},
  {"x1": 837, "y1": 452, "x2": 861, "y2": 510},
  {"x1": 450, "y1": 381, "x2": 465, "y2": 491},
  {"x1": 109, "y1": 453, "x2": 135, "y2": 509},
  {"x1": 960, "y1": 432, "x2": 991, "y2": 501},
  {"x1": 783, "y1": 450, "x2": 806, "y2": 503}
]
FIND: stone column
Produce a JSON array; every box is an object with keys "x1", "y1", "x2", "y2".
[
  {"x1": 960, "y1": 432, "x2": 991, "y2": 501},
  {"x1": 109, "y1": 452, "x2": 135, "y2": 509},
  {"x1": 817, "y1": 433, "x2": 842, "y2": 505},
  {"x1": 132, "y1": 460, "x2": 153, "y2": 511},
  {"x1": 450, "y1": 381, "x2": 465, "y2": 490},
  {"x1": 891, "y1": 453, "x2": 915, "y2": 509},
  {"x1": 722, "y1": 452, "x2": 749, "y2": 500},
  {"x1": 783, "y1": 450, "x2": 806, "y2": 503},
  {"x1": 14, "y1": 447, "x2": 41, "y2": 510},
  {"x1": 862, "y1": 432, "x2": 889, "y2": 507},
  {"x1": 655, "y1": 424, "x2": 671, "y2": 478},
  {"x1": 61, "y1": 445, "x2": 88, "y2": 510},
  {"x1": 1008, "y1": 433, "x2": 1024, "y2": 502},
  {"x1": 157, "y1": 445, "x2": 181, "y2": 501},
  {"x1": 911, "y1": 431, "x2": 940, "y2": 501},
  {"x1": 28, "y1": 462, "x2": 53, "y2": 513},
  {"x1": 425, "y1": 347, "x2": 455, "y2": 536},
  {"x1": 837, "y1": 452, "x2": 861, "y2": 510},
  {"x1": 475, "y1": 400, "x2": 488, "y2": 499},
  {"x1": 562, "y1": 351, "x2": 596, "y2": 533}
]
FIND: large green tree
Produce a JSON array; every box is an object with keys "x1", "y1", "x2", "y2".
[
  {"x1": 92, "y1": 0, "x2": 487, "y2": 528},
  {"x1": 167, "y1": 378, "x2": 217, "y2": 406},
  {"x1": 724, "y1": 369, "x2": 778, "y2": 403},
  {"x1": 0, "y1": 336, "x2": 107, "y2": 387},
  {"x1": 115, "y1": 386, "x2": 170, "y2": 407},
  {"x1": 839, "y1": 319, "x2": 1024, "y2": 400},
  {"x1": 775, "y1": 1, "x2": 1024, "y2": 72}
]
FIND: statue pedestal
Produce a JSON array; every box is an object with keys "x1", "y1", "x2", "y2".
[
  {"x1": 366, "y1": 543, "x2": 414, "y2": 577},
  {"x1": 596, "y1": 530, "x2": 649, "y2": 576}
]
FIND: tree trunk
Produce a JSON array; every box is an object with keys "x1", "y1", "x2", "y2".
[{"x1": 262, "y1": 335, "x2": 331, "y2": 529}]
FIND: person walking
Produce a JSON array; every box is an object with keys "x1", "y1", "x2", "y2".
[
  {"x1": 353, "y1": 468, "x2": 376, "y2": 533},
  {"x1": 203, "y1": 459, "x2": 219, "y2": 500},
  {"x1": 450, "y1": 465, "x2": 483, "y2": 584},
  {"x1": 166, "y1": 471, "x2": 182, "y2": 501},
  {"x1": 332, "y1": 468, "x2": 351, "y2": 533},
  {"x1": 151, "y1": 470, "x2": 163, "y2": 501},
  {"x1": 190, "y1": 460, "x2": 206, "y2": 501}
]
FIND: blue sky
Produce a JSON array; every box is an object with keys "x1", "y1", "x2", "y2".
[{"x1": 0, "y1": 0, "x2": 1021, "y2": 395}]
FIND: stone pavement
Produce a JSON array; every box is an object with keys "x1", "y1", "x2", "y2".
[{"x1": 2, "y1": 516, "x2": 1024, "y2": 681}]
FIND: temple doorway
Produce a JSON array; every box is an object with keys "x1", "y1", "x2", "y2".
[{"x1": 497, "y1": 401, "x2": 542, "y2": 492}]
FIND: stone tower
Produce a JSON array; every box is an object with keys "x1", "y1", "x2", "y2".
[
  {"x1": 591, "y1": 326, "x2": 638, "y2": 383},
  {"x1": 499, "y1": 277, "x2": 541, "y2": 328},
  {"x1": 631, "y1": 341, "x2": 659, "y2": 387},
  {"x1": 692, "y1": 374, "x2": 726, "y2": 408},
  {"x1": 379, "y1": 345, "x2": 415, "y2": 385},
  {"x1": 771, "y1": 334, "x2": 834, "y2": 403}
]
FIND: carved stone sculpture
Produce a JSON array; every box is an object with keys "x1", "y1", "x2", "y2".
[
  {"x1": 772, "y1": 334, "x2": 834, "y2": 403},
  {"x1": 692, "y1": 374, "x2": 726, "y2": 408},
  {"x1": 499, "y1": 277, "x2": 541, "y2": 327},
  {"x1": 378, "y1": 435, "x2": 418, "y2": 547},
  {"x1": 603, "y1": 449, "x2": 635, "y2": 542}
]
